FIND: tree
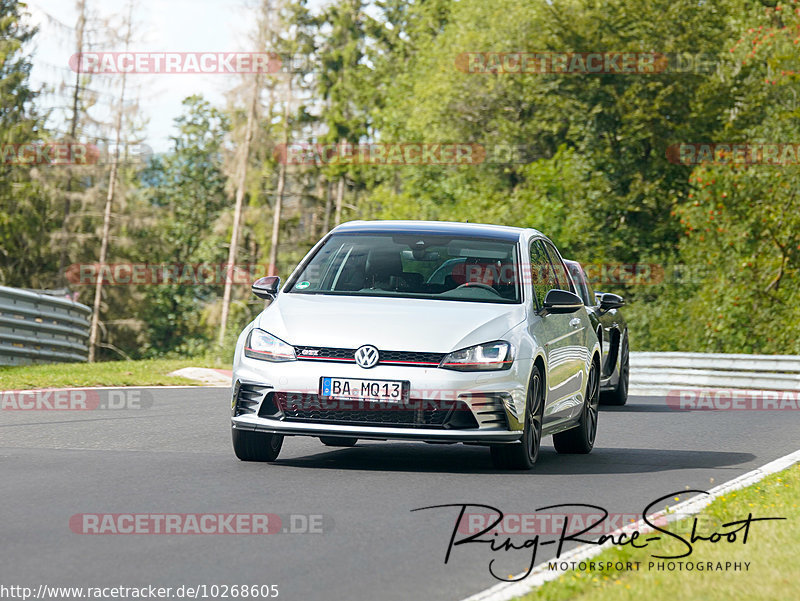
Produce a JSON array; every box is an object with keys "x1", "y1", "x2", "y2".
[
  {"x1": 88, "y1": 1, "x2": 135, "y2": 362},
  {"x1": 0, "y1": 0, "x2": 53, "y2": 287},
  {"x1": 135, "y1": 96, "x2": 230, "y2": 356},
  {"x1": 316, "y1": 0, "x2": 374, "y2": 225},
  {"x1": 218, "y1": 0, "x2": 276, "y2": 347},
  {"x1": 652, "y1": 0, "x2": 800, "y2": 354}
]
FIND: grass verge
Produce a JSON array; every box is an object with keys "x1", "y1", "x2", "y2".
[
  {"x1": 515, "y1": 463, "x2": 800, "y2": 601},
  {"x1": 0, "y1": 358, "x2": 227, "y2": 389}
]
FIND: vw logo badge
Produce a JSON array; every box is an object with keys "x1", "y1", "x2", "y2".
[{"x1": 354, "y1": 345, "x2": 380, "y2": 369}]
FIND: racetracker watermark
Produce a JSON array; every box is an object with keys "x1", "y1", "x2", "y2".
[
  {"x1": 295, "y1": 261, "x2": 710, "y2": 290},
  {"x1": 583, "y1": 263, "x2": 664, "y2": 286},
  {"x1": 455, "y1": 52, "x2": 720, "y2": 74},
  {"x1": 430, "y1": 261, "x2": 705, "y2": 287},
  {"x1": 666, "y1": 389, "x2": 800, "y2": 411},
  {"x1": 1, "y1": 143, "x2": 94, "y2": 165},
  {"x1": 581, "y1": 263, "x2": 714, "y2": 286},
  {"x1": 0, "y1": 142, "x2": 151, "y2": 166},
  {"x1": 68, "y1": 513, "x2": 328, "y2": 535},
  {"x1": 68, "y1": 52, "x2": 281, "y2": 74},
  {"x1": 66, "y1": 263, "x2": 264, "y2": 286},
  {"x1": 1, "y1": 389, "x2": 153, "y2": 411},
  {"x1": 666, "y1": 143, "x2": 800, "y2": 165},
  {"x1": 274, "y1": 392, "x2": 481, "y2": 408},
  {"x1": 273, "y1": 142, "x2": 539, "y2": 166}
]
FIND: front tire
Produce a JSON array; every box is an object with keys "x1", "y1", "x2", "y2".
[
  {"x1": 601, "y1": 333, "x2": 629, "y2": 406},
  {"x1": 554, "y1": 358, "x2": 599, "y2": 454},
  {"x1": 491, "y1": 365, "x2": 544, "y2": 470},
  {"x1": 232, "y1": 428, "x2": 283, "y2": 462}
]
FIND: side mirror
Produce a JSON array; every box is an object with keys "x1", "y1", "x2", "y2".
[
  {"x1": 252, "y1": 276, "x2": 281, "y2": 300},
  {"x1": 599, "y1": 292, "x2": 625, "y2": 311},
  {"x1": 542, "y1": 289, "x2": 584, "y2": 314}
]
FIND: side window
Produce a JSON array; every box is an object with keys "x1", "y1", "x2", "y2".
[
  {"x1": 529, "y1": 240, "x2": 557, "y2": 309},
  {"x1": 567, "y1": 263, "x2": 589, "y2": 305},
  {"x1": 566, "y1": 262, "x2": 591, "y2": 305},
  {"x1": 582, "y1": 266, "x2": 597, "y2": 305},
  {"x1": 542, "y1": 241, "x2": 573, "y2": 292}
]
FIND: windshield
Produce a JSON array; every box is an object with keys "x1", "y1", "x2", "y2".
[{"x1": 287, "y1": 233, "x2": 521, "y2": 303}]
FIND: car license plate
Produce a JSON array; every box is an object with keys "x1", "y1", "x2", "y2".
[{"x1": 320, "y1": 377, "x2": 408, "y2": 403}]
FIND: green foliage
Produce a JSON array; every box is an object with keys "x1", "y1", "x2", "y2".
[
  {"x1": 0, "y1": 0, "x2": 56, "y2": 287},
  {"x1": 5, "y1": 0, "x2": 800, "y2": 358},
  {"x1": 630, "y1": 0, "x2": 800, "y2": 354},
  {"x1": 134, "y1": 96, "x2": 231, "y2": 357}
]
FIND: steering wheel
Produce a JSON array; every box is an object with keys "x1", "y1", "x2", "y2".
[{"x1": 454, "y1": 282, "x2": 501, "y2": 296}]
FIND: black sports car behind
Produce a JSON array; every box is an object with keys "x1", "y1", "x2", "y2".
[{"x1": 564, "y1": 259, "x2": 629, "y2": 406}]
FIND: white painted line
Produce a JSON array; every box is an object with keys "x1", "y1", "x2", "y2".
[
  {"x1": 627, "y1": 385, "x2": 792, "y2": 397},
  {"x1": 461, "y1": 447, "x2": 800, "y2": 601}
]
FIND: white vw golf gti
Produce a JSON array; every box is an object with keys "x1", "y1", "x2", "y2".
[{"x1": 231, "y1": 221, "x2": 601, "y2": 469}]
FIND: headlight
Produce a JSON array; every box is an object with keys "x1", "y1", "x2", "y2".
[
  {"x1": 439, "y1": 341, "x2": 514, "y2": 371},
  {"x1": 244, "y1": 329, "x2": 296, "y2": 362}
]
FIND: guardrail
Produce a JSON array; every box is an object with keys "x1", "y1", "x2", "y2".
[
  {"x1": 630, "y1": 351, "x2": 800, "y2": 395},
  {"x1": 0, "y1": 286, "x2": 92, "y2": 365}
]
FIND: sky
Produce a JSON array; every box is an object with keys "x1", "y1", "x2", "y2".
[{"x1": 25, "y1": 0, "x2": 310, "y2": 153}]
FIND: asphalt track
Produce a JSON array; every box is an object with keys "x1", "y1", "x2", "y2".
[{"x1": 1, "y1": 388, "x2": 797, "y2": 601}]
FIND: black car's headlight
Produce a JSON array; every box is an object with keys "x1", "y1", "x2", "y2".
[
  {"x1": 244, "y1": 329, "x2": 296, "y2": 362},
  {"x1": 439, "y1": 341, "x2": 514, "y2": 371}
]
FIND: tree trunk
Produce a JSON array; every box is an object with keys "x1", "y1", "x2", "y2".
[
  {"x1": 268, "y1": 76, "x2": 292, "y2": 277},
  {"x1": 323, "y1": 178, "x2": 332, "y2": 233},
  {"x1": 218, "y1": 75, "x2": 259, "y2": 346},
  {"x1": 58, "y1": 0, "x2": 87, "y2": 287},
  {"x1": 218, "y1": 0, "x2": 274, "y2": 346},
  {"x1": 310, "y1": 176, "x2": 324, "y2": 239},
  {"x1": 334, "y1": 174, "x2": 345, "y2": 226},
  {"x1": 88, "y1": 3, "x2": 130, "y2": 362}
]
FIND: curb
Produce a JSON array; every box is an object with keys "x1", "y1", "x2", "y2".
[{"x1": 167, "y1": 367, "x2": 232, "y2": 386}]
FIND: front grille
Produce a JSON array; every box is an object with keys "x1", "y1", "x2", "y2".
[
  {"x1": 267, "y1": 392, "x2": 478, "y2": 429},
  {"x1": 379, "y1": 350, "x2": 447, "y2": 366},
  {"x1": 293, "y1": 346, "x2": 446, "y2": 367},
  {"x1": 294, "y1": 346, "x2": 356, "y2": 361}
]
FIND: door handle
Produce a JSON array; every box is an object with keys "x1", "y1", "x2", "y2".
[{"x1": 569, "y1": 318, "x2": 581, "y2": 328}]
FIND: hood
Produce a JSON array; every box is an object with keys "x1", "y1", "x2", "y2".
[{"x1": 255, "y1": 293, "x2": 526, "y2": 352}]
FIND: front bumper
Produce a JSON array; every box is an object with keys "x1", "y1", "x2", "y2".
[
  {"x1": 232, "y1": 414, "x2": 523, "y2": 443},
  {"x1": 230, "y1": 355, "x2": 531, "y2": 444}
]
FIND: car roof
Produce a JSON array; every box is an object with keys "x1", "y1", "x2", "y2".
[{"x1": 331, "y1": 220, "x2": 540, "y2": 242}]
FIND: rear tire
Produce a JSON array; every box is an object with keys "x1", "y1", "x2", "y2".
[
  {"x1": 232, "y1": 428, "x2": 283, "y2": 462},
  {"x1": 491, "y1": 365, "x2": 544, "y2": 470},
  {"x1": 554, "y1": 358, "x2": 599, "y2": 454},
  {"x1": 319, "y1": 436, "x2": 358, "y2": 447},
  {"x1": 601, "y1": 333, "x2": 629, "y2": 406}
]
